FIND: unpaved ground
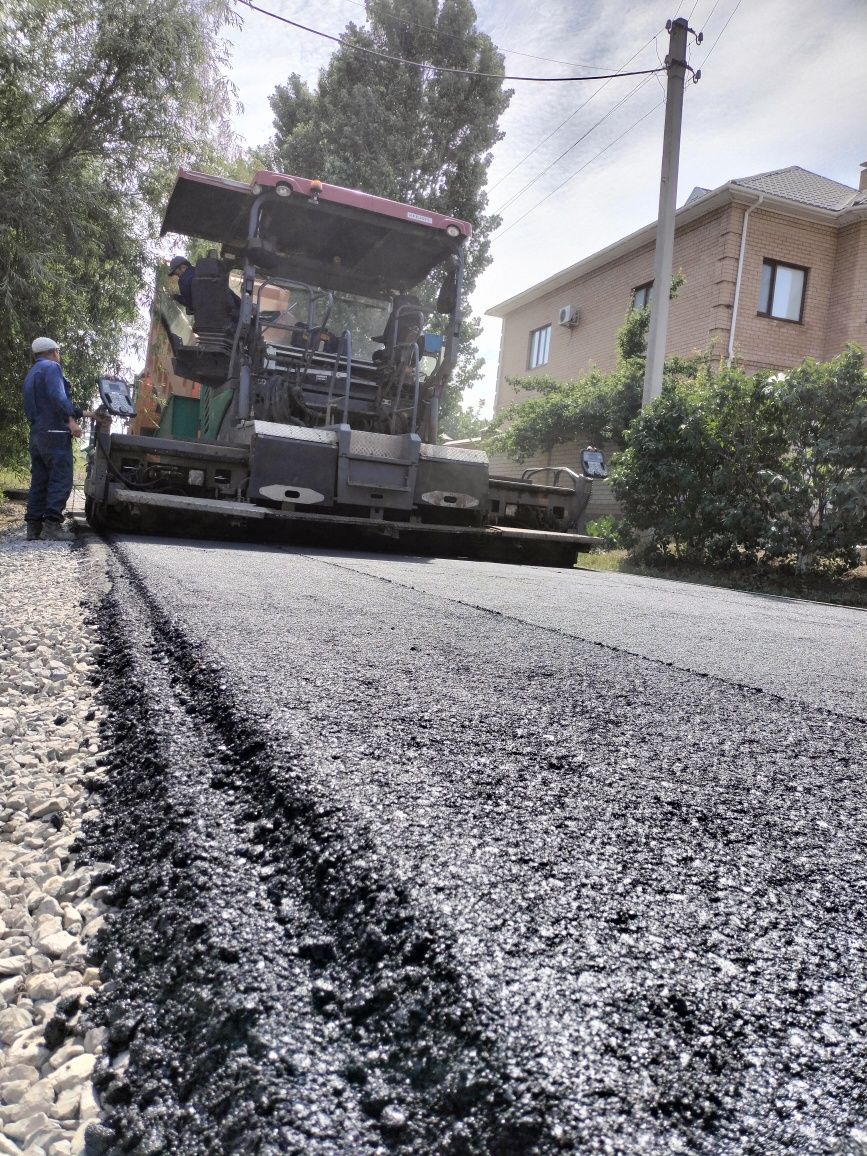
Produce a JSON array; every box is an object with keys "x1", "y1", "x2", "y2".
[
  {"x1": 0, "y1": 498, "x2": 26, "y2": 535},
  {"x1": 0, "y1": 532, "x2": 115, "y2": 1155}
]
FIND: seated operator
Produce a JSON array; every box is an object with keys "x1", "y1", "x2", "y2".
[
  {"x1": 168, "y1": 255, "x2": 241, "y2": 323},
  {"x1": 168, "y1": 255, "x2": 196, "y2": 311}
]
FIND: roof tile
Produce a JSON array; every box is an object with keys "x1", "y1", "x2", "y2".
[
  {"x1": 682, "y1": 186, "x2": 712, "y2": 208},
  {"x1": 732, "y1": 165, "x2": 857, "y2": 210}
]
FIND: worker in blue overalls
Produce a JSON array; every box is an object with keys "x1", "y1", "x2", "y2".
[
  {"x1": 168, "y1": 255, "x2": 196, "y2": 311},
  {"x1": 22, "y1": 337, "x2": 83, "y2": 542}
]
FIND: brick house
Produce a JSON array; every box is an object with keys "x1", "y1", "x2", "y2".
[{"x1": 482, "y1": 164, "x2": 867, "y2": 520}]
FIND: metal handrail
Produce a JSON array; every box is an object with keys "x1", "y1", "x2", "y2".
[
  {"x1": 407, "y1": 343, "x2": 421, "y2": 434},
  {"x1": 376, "y1": 303, "x2": 425, "y2": 435},
  {"x1": 254, "y1": 278, "x2": 332, "y2": 345},
  {"x1": 389, "y1": 303, "x2": 425, "y2": 353},
  {"x1": 323, "y1": 329, "x2": 354, "y2": 424},
  {"x1": 340, "y1": 330, "x2": 354, "y2": 424},
  {"x1": 386, "y1": 341, "x2": 421, "y2": 435},
  {"x1": 520, "y1": 466, "x2": 586, "y2": 491}
]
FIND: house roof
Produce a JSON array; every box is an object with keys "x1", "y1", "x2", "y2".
[
  {"x1": 487, "y1": 164, "x2": 866, "y2": 318},
  {"x1": 731, "y1": 166, "x2": 858, "y2": 211},
  {"x1": 682, "y1": 186, "x2": 712, "y2": 208}
]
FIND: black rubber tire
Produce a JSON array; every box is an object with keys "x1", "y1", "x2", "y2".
[{"x1": 85, "y1": 496, "x2": 109, "y2": 532}]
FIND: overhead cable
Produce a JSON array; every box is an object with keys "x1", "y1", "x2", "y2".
[
  {"x1": 237, "y1": 0, "x2": 666, "y2": 83},
  {"x1": 488, "y1": 27, "x2": 664, "y2": 195},
  {"x1": 326, "y1": 0, "x2": 624, "y2": 72},
  {"x1": 693, "y1": 0, "x2": 724, "y2": 34},
  {"x1": 693, "y1": 0, "x2": 742, "y2": 66},
  {"x1": 494, "y1": 74, "x2": 654, "y2": 216},
  {"x1": 493, "y1": 98, "x2": 665, "y2": 241}
]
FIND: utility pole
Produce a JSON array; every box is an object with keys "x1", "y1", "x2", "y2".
[{"x1": 642, "y1": 17, "x2": 691, "y2": 407}]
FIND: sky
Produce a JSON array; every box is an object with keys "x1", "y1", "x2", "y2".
[{"x1": 223, "y1": 0, "x2": 867, "y2": 413}]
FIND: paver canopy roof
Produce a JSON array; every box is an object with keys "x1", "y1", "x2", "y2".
[{"x1": 161, "y1": 170, "x2": 471, "y2": 297}]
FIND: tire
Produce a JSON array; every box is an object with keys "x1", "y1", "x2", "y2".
[{"x1": 84, "y1": 496, "x2": 109, "y2": 532}]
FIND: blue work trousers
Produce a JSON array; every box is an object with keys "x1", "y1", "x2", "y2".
[{"x1": 26, "y1": 429, "x2": 74, "y2": 523}]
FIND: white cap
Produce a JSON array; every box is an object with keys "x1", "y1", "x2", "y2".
[{"x1": 32, "y1": 337, "x2": 59, "y2": 354}]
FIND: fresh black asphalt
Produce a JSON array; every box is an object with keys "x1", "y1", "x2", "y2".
[{"x1": 81, "y1": 538, "x2": 867, "y2": 1155}]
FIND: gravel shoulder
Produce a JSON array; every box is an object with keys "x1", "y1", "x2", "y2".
[{"x1": 0, "y1": 528, "x2": 113, "y2": 1156}]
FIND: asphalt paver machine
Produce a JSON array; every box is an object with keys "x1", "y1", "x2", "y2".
[{"x1": 86, "y1": 169, "x2": 597, "y2": 563}]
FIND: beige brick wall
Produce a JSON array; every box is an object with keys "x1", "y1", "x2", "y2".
[
  {"x1": 494, "y1": 201, "x2": 864, "y2": 408},
  {"x1": 494, "y1": 206, "x2": 734, "y2": 412},
  {"x1": 727, "y1": 208, "x2": 838, "y2": 373},
  {"x1": 489, "y1": 197, "x2": 867, "y2": 522},
  {"x1": 824, "y1": 220, "x2": 867, "y2": 359}
]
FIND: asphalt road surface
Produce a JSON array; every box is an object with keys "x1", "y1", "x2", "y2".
[{"x1": 85, "y1": 538, "x2": 867, "y2": 1155}]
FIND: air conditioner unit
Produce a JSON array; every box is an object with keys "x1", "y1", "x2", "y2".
[{"x1": 558, "y1": 304, "x2": 580, "y2": 327}]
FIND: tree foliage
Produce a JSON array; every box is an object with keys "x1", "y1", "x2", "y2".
[
  {"x1": 487, "y1": 362, "x2": 643, "y2": 460},
  {"x1": 612, "y1": 347, "x2": 867, "y2": 572},
  {"x1": 441, "y1": 399, "x2": 488, "y2": 440},
  {"x1": 0, "y1": 0, "x2": 235, "y2": 466},
  {"x1": 269, "y1": 0, "x2": 512, "y2": 424}
]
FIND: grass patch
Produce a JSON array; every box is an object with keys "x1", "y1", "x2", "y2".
[
  {"x1": 0, "y1": 466, "x2": 28, "y2": 492},
  {"x1": 576, "y1": 550, "x2": 867, "y2": 609},
  {"x1": 576, "y1": 549, "x2": 629, "y2": 572}
]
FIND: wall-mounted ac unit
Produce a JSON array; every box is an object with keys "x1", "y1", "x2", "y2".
[{"x1": 558, "y1": 304, "x2": 580, "y2": 327}]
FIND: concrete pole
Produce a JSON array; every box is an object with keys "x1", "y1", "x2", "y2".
[{"x1": 642, "y1": 17, "x2": 689, "y2": 407}]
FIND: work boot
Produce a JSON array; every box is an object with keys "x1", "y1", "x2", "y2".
[
  {"x1": 40, "y1": 519, "x2": 76, "y2": 542},
  {"x1": 25, "y1": 521, "x2": 43, "y2": 541}
]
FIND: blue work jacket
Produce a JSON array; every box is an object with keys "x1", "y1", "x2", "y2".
[
  {"x1": 175, "y1": 265, "x2": 195, "y2": 311},
  {"x1": 23, "y1": 359, "x2": 82, "y2": 434}
]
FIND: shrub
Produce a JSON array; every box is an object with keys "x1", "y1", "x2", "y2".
[
  {"x1": 584, "y1": 515, "x2": 634, "y2": 550},
  {"x1": 759, "y1": 348, "x2": 867, "y2": 569},
  {"x1": 612, "y1": 347, "x2": 867, "y2": 573}
]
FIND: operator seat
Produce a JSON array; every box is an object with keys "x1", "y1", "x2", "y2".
[
  {"x1": 190, "y1": 255, "x2": 238, "y2": 343},
  {"x1": 372, "y1": 294, "x2": 426, "y2": 363}
]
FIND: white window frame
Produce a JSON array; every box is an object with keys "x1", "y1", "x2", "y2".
[{"x1": 528, "y1": 324, "x2": 551, "y2": 369}]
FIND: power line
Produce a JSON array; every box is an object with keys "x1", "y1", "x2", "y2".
[
  {"x1": 493, "y1": 97, "x2": 665, "y2": 241},
  {"x1": 324, "y1": 0, "x2": 625, "y2": 72},
  {"x1": 494, "y1": 74, "x2": 654, "y2": 216},
  {"x1": 652, "y1": 27, "x2": 670, "y2": 96},
  {"x1": 237, "y1": 0, "x2": 666, "y2": 83},
  {"x1": 692, "y1": 0, "x2": 724, "y2": 35},
  {"x1": 694, "y1": 0, "x2": 743, "y2": 67},
  {"x1": 488, "y1": 27, "x2": 664, "y2": 196}
]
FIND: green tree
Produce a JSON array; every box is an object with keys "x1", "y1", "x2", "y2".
[
  {"x1": 0, "y1": 0, "x2": 235, "y2": 467},
  {"x1": 441, "y1": 399, "x2": 488, "y2": 440},
  {"x1": 268, "y1": 0, "x2": 512, "y2": 422}
]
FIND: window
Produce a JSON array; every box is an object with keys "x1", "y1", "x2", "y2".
[
  {"x1": 758, "y1": 259, "x2": 807, "y2": 322},
  {"x1": 632, "y1": 281, "x2": 653, "y2": 310},
  {"x1": 528, "y1": 324, "x2": 551, "y2": 369}
]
